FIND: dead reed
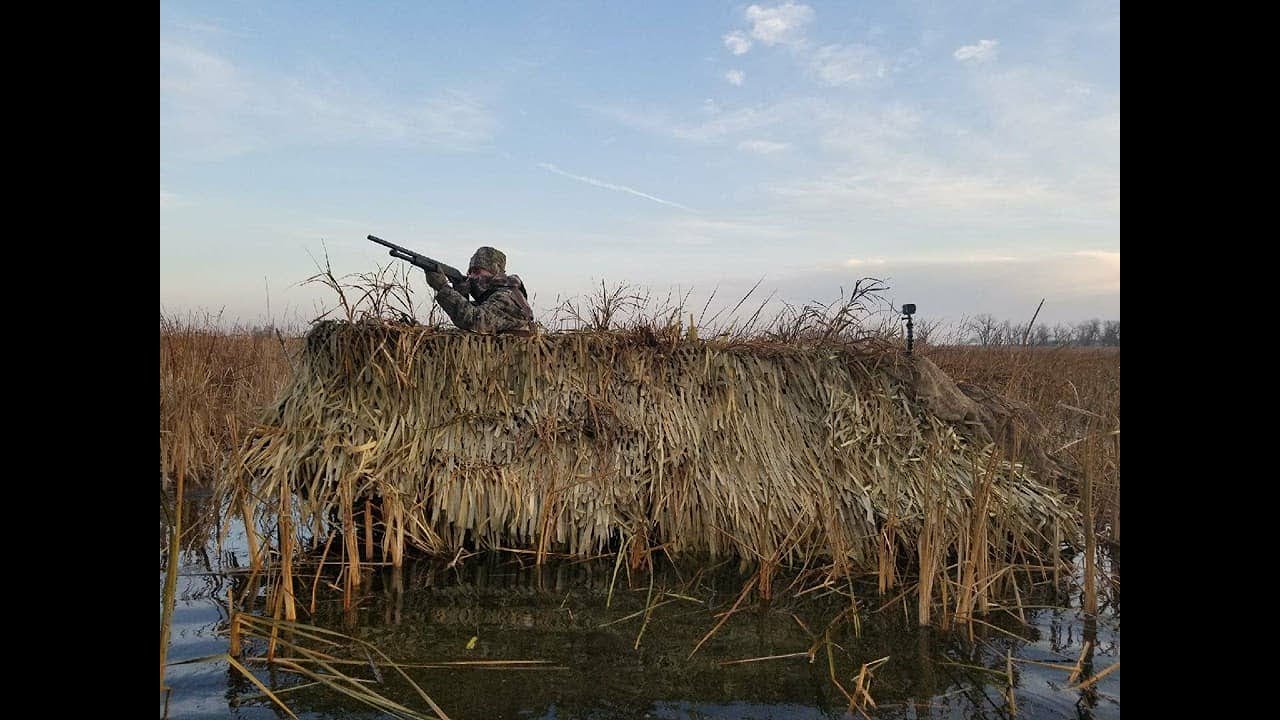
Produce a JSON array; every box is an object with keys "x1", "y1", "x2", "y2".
[
  {"x1": 160, "y1": 311, "x2": 299, "y2": 485},
  {"x1": 233, "y1": 316, "x2": 1076, "y2": 624},
  {"x1": 173, "y1": 613, "x2": 451, "y2": 719},
  {"x1": 924, "y1": 344, "x2": 1120, "y2": 614},
  {"x1": 926, "y1": 345, "x2": 1126, "y2": 543}
]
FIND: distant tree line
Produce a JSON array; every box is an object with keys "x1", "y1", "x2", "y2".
[{"x1": 908, "y1": 315, "x2": 1120, "y2": 347}]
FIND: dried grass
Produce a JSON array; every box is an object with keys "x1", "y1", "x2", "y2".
[
  {"x1": 233, "y1": 315, "x2": 1078, "y2": 621},
  {"x1": 160, "y1": 311, "x2": 298, "y2": 485}
]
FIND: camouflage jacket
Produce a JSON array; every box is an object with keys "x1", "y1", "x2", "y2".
[{"x1": 435, "y1": 274, "x2": 534, "y2": 334}]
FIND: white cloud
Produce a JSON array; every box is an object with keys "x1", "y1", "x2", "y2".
[
  {"x1": 1072, "y1": 250, "x2": 1120, "y2": 270},
  {"x1": 595, "y1": 99, "x2": 926, "y2": 161},
  {"x1": 663, "y1": 217, "x2": 794, "y2": 239},
  {"x1": 537, "y1": 162, "x2": 694, "y2": 211},
  {"x1": 954, "y1": 39, "x2": 999, "y2": 64},
  {"x1": 161, "y1": 190, "x2": 178, "y2": 208},
  {"x1": 630, "y1": 249, "x2": 1119, "y2": 328},
  {"x1": 845, "y1": 252, "x2": 1022, "y2": 268},
  {"x1": 160, "y1": 41, "x2": 496, "y2": 160},
  {"x1": 725, "y1": 69, "x2": 745, "y2": 86},
  {"x1": 815, "y1": 104, "x2": 922, "y2": 157},
  {"x1": 738, "y1": 139, "x2": 789, "y2": 154},
  {"x1": 745, "y1": 2, "x2": 814, "y2": 47},
  {"x1": 164, "y1": 16, "x2": 256, "y2": 39},
  {"x1": 810, "y1": 44, "x2": 887, "y2": 86},
  {"x1": 723, "y1": 31, "x2": 752, "y2": 55},
  {"x1": 771, "y1": 163, "x2": 1066, "y2": 212},
  {"x1": 592, "y1": 99, "x2": 805, "y2": 143},
  {"x1": 596, "y1": 54, "x2": 1116, "y2": 239},
  {"x1": 1067, "y1": 82, "x2": 1094, "y2": 98},
  {"x1": 160, "y1": 42, "x2": 248, "y2": 113},
  {"x1": 960, "y1": 68, "x2": 1119, "y2": 217},
  {"x1": 819, "y1": 251, "x2": 1119, "y2": 324},
  {"x1": 724, "y1": 5, "x2": 894, "y2": 92}
]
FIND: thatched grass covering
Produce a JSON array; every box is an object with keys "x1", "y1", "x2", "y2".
[{"x1": 237, "y1": 319, "x2": 1077, "y2": 589}]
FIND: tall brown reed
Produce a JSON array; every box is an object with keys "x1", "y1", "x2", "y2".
[
  {"x1": 925, "y1": 347, "x2": 1118, "y2": 505},
  {"x1": 160, "y1": 311, "x2": 298, "y2": 693},
  {"x1": 925, "y1": 344, "x2": 1120, "y2": 614},
  {"x1": 159, "y1": 462, "x2": 183, "y2": 691},
  {"x1": 160, "y1": 312, "x2": 298, "y2": 485}
]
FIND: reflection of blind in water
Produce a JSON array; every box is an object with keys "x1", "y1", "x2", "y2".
[
  {"x1": 288, "y1": 559, "x2": 1051, "y2": 717},
  {"x1": 425, "y1": 605, "x2": 562, "y2": 629},
  {"x1": 351, "y1": 558, "x2": 809, "y2": 638},
  {"x1": 397, "y1": 556, "x2": 704, "y2": 595}
]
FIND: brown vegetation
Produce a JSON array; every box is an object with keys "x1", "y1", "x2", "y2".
[
  {"x1": 160, "y1": 284, "x2": 1119, "y2": 714},
  {"x1": 223, "y1": 300, "x2": 1095, "y2": 637},
  {"x1": 923, "y1": 344, "x2": 1120, "y2": 547},
  {"x1": 160, "y1": 313, "x2": 298, "y2": 484}
]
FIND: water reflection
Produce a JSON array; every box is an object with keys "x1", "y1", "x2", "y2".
[{"x1": 162, "y1": 496, "x2": 1119, "y2": 720}]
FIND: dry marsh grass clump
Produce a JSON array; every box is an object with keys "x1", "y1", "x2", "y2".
[
  {"x1": 232, "y1": 300, "x2": 1079, "y2": 624},
  {"x1": 160, "y1": 312, "x2": 299, "y2": 485},
  {"x1": 924, "y1": 345, "x2": 1119, "y2": 538},
  {"x1": 924, "y1": 343, "x2": 1119, "y2": 616},
  {"x1": 922, "y1": 345, "x2": 1119, "y2": 425}
]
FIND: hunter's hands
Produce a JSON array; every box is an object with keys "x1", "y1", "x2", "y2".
[
  {"x1": 452, "y1": 278, "x2": 471, "y2": 298},
  {"x1": 423, "y1": 270, "x2": 449, "y2": 292}
]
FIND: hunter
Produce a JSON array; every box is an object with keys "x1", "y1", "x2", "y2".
[{"x1": 422, "y1": 246, "x2": 534, "y2": 334}]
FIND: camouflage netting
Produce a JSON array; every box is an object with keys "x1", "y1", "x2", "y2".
[{"x1": 237, "y1": 320, "x2": 1078, "y2": 573}]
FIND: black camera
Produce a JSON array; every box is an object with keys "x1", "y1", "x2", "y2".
[{"x1": 901, "y1": 303, "x2": 917, "y2": 355}]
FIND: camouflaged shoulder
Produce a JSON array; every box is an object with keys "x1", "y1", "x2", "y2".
[{"x1": 436, "y1": 285, "x2": 532, "y2": 334}]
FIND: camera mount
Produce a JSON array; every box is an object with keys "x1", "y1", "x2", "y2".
[{"x1": 901, "y1": 304, "x2": 916, "y2": 355}]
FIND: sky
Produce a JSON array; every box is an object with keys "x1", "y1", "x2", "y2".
[{"x1": 160, "y1": 1, "x2": 1119, "y2": 330}]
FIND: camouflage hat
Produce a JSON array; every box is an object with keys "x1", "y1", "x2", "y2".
[{"x1": 469, "y1": 246, "x2": 506, "y2": 275}]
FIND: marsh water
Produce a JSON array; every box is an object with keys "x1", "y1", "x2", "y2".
[{"x1": 161, "y1": 493, "x2": 1119, "y2": 719}]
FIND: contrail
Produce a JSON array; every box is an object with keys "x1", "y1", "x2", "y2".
[{"x1": 537, "y1": 162, "x2": 694, "y2": 211}]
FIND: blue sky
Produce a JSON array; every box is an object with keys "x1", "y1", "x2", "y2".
[{"x1": 160, "y1": 1, "x2": 1119, "y2": 329}]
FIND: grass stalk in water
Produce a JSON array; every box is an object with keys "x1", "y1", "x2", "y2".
[{"x1": 159, "y1": 462, "x2": 184, "y2": 691}]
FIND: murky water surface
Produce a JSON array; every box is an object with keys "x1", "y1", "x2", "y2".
[{"x1": 162, "y1": 495, "x2": 1118, "y2": 719}]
